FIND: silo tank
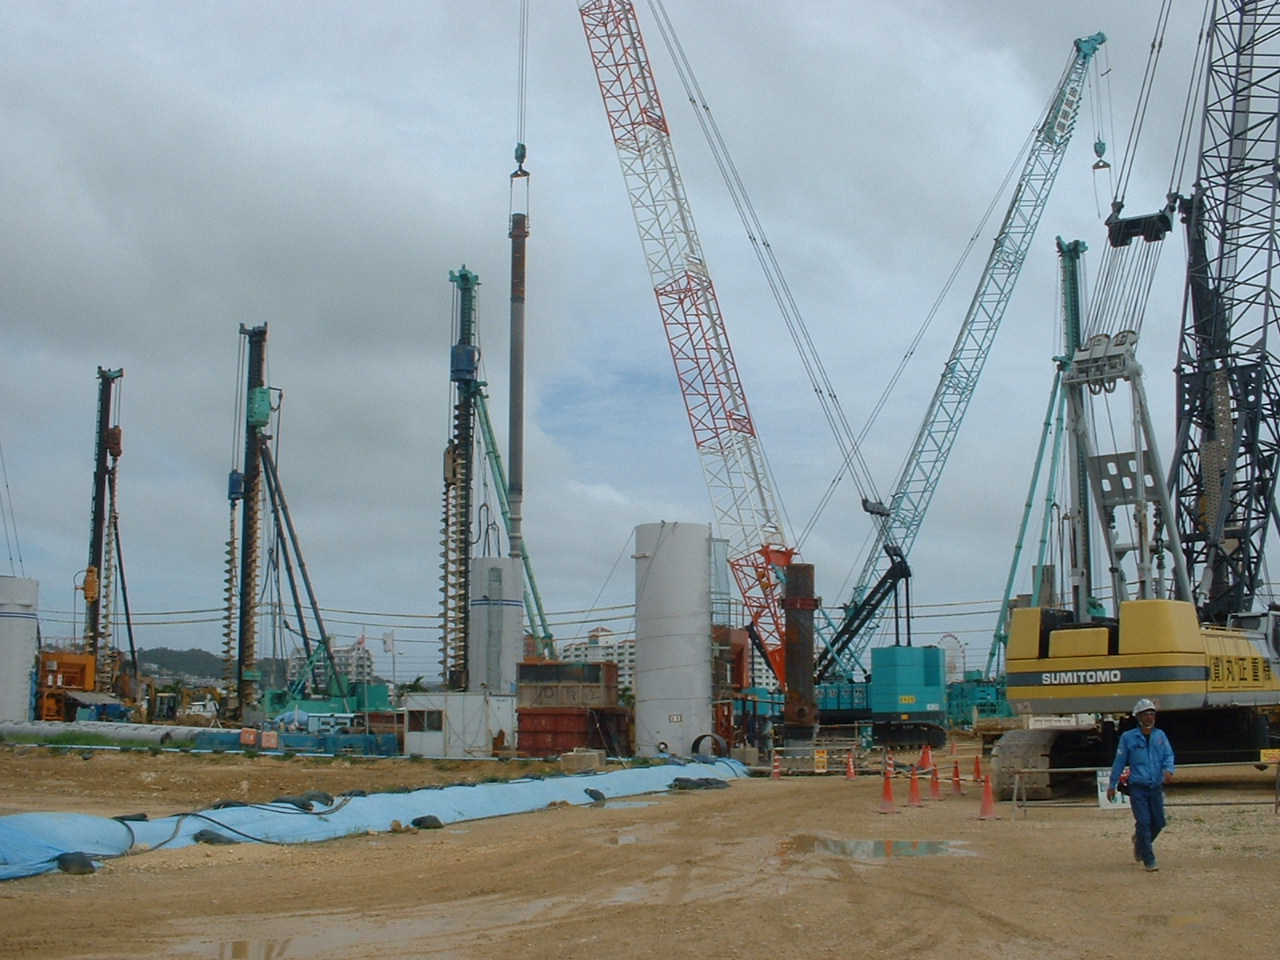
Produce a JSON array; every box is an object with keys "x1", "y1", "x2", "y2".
[
  {"x1": 632, "y1": 522, "x2": 713, "y2": 757},
  {"x1": 0, "y1": 577, "x2": 39, "y2": 722}
]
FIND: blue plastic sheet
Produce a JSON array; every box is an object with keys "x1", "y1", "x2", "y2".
[
  {"x1": 0, "y1": 757, "x2": 746, "y2": 881},
  {"x1": 191, "y1": 730, "x2": 400, "y2": 755}
]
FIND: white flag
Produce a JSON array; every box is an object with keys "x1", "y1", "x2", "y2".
[{"x1": 382, "y1": 630, "x2": 396, "y2": 653}]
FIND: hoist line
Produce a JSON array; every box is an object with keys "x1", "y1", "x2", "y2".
[
  {"x1": 1114, "y1": 0, "x2": 1175, "y2": 204},
  {"x1": 644, "y1": 0, "x2": 875, "y2": 549},
  {"x1": 868, "y1": 123, "x2": 1040, "y2": 495},
  {"x1": 644, "y1": 0, "x2": 831, "y2": 510},
  {"x1": 510, "y1": 0, "x2": 530, "y2": 221},
  {"x1": 1169, "y1": 1, "x2": 1214, "y2": 196},
  {"x1": 795, "y1": 467, "x2": 844, "y2": 551},
  {"x1": 0, "y1": 439, "x2": 23, "y2": 575},
  {"x1": 1084, "y1": 234, "x2": 1165, "y2": 343},
  {"x1": 515, "y1": 0, "x2": 528, "y2": 147},
  {"x1": 858, "y1": 22, "x2": 1095, "y2": 474},
  {"x1": 1086, "y1": 42, "x2": 1118, "y2": 215}
]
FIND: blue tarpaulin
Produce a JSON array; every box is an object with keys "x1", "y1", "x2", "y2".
[
  {"x1": 0, "y1": 757, "x2": 746, "y2": 881},
  {"x1": 192, "y1": 730, "x2": 400, "y2": 755}
]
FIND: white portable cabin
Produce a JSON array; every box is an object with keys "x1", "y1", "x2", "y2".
[{"x1": 402, "y1": 691, "x2": 516, "y2": 758}]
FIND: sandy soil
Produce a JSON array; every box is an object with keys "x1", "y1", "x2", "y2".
[{"x1": 1, "y1": 742, "x2": 1277, "y2": 960}]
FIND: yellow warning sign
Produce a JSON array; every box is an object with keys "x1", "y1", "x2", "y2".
[
  {"x1": 1260, "y1": 749, "x2": 1280, "y2": 765},
  {"x1": 814, "y1": 749, "x2": 828, "y2": 774}
]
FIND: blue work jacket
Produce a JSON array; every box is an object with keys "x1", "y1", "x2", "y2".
[{"x1": 1109, "y1": 726, "x2": 1175, "y2": 789}]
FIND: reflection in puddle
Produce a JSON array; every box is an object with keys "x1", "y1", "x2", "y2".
[
  {"x1": 781, "y1": 835, "x2": 975, "y2": 861},
  {"x1": 601, "y1": 800, "x2": 655, "y2": 809},
  {"x1": 219, "y1": 940, "x2": 292, "y2": 960}
]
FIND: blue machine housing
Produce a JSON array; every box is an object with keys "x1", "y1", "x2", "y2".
[
  {"x1": 869, "y1": 645, "x2": 945, "y2": 717},
  {"x1": 868, "y1": 645, "x2": 947, "y2": 747},
  {"x1": 946, "y1": 671, "x2": 1013, "y2": 729},
  {"x1": 815, "y1": 679, "x2": 869, "y2": 721},
  {"x1": 870, "y1": 647, "x2": 952, "y2": 752},
  {"x1": 816, "y1": 645, "x2": 948, "y2": 747}
]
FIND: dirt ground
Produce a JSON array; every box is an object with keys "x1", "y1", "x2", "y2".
[{"x1": 1, "y1": 742, "x2": 1277, "y2": 960}]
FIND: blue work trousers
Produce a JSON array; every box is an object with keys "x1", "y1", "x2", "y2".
[{"x1": 1128, "y1": 782, "x2": 1166, "y2": 865}]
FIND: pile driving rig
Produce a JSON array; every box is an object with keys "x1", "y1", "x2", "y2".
[{"x1": 994, "y1": 1, "x2": 1280, "y2": 798}]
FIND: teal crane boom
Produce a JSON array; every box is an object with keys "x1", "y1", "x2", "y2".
[
  {"x1": 985, "y1": 238, "x2": 1087, "y2": 678},
  {"x1": 816, "y1": 31, "x2": 1106, "y2": 682}
]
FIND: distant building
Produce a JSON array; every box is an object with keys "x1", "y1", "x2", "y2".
[
  {"x1": 556, "y1": 627, "x2": 636, "y2": 692},
  {"x1": 286, "y1": 638, "x2": 376, "y2": 687},
  {"x1": 557, "y1": 626, "x2": 779, "y2": 696},
  {"x1": 747, "y1": 655, "x2": 776, "y2": 692}
]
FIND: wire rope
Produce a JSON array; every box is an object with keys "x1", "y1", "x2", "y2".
[
  {"x1": 566, "y1": 530, "x2": 636, "y2": 644},
  {"x1": 1168, "y1": 1, "x2": 1214, "y2": 196},
  {"x1": 1088, "y1": 44, "x2": 1118, "y2": 218},
  {"x1": 864, "y1": 132, "x2": 1033, "y2": 455},
  {"x1": 514, "y1": 1, "x2": 528, "y2": 148},
  {"x1": 1113, "y1": 0, "x2": 1175, "y2": 205},
  {"x1": 0, "y1": 439, "x2": 23, "y2": 576},
  {"x1": 645, "y1": 0, "x2": 877, "y2": 548}
]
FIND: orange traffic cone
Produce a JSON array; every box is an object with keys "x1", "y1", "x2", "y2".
[
  {"x1": 977, "y1": 775, "x2": 999, "y2": 820},
  {"x1": 906, "y1": 767, "x2": 924, "y2": 807},
  {"x1": 929, "y1": 764, "x2": 943, "y2": 801},
  {"x1": 918, "y1": 744, "x2": 933, "y2": 774},
  {"x1": 845, "y1": 753, "x2": 857, "y2": 780},
  {"x1": 949, "y1": 739, "x2": 958, "y2": 757},
  {"x1": 886, "y1": 752, "x2": 895, "y2": 777},
  {"x1": 878, "y1": 770, "x2": 900, "y2": 814},
  {"x1": 771, "y1": 753, "x2": 782, "y2": 780},
  {"x1": 951, "y1": 760, "x2": 964, "y2": 796},
  {"x1": 972, "y1": 753, "x2": 984, "y2": 782}
]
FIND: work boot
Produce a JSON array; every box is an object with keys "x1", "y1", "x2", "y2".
[{"x1": 1145, "y1": 860, "x2": 1159, "y2": 872}]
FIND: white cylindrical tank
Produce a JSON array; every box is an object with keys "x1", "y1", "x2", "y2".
[
  {"x1": 0, "y1": 577, "x2": 39, "y2": 722},
  {"x1": 633, "y1": 521, "x2": 714, "y2": 757},
  {"x1": 468, "y1": 557, "x2": 523, "y2": 696}
]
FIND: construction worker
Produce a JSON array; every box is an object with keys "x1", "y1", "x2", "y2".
[{"x1": 1106, "y1": 698, "x2": 1175, "y2": 872}]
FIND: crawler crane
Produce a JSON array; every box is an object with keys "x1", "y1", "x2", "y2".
[
  {"x1": 995, "y1": 0, "x2": 1280, "y2": 798},
  {"x1": 579, "y1": 1, "x2": 798, "y2": 714},
  {"x1": 815, "y1": 30, "x2": 1106, "y2": 689}
]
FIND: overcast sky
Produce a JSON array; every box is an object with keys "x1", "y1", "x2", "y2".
[{"x1": 1, "y1": 1, "x2": 1222, "y2": 684}]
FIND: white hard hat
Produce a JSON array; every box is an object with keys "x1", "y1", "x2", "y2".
[{"x1": 1132, "y1": 698, "x2": 1157, "y2": 715}]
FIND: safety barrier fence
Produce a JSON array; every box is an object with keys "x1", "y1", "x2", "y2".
[
  {"x1": 766, "y1": 739, "x2": 989, "y2": 780},
  {"x1": 1008, "y1": 760, "x2": 1280, "y2": 817}
]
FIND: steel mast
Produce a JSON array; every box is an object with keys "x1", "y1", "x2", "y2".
[
  {"x1": 441, "y1": 267, "x2": 481, "y2": 691},
  {"x1": 1171, "y1": 0, "x2": 1280, "y2": 622},
  {"x1": 579, "y1": 0, "x2": 793, "y2": 682},
  {"x1": 82, "y1": 366, "x2": 124, "y2": 685},
  {"x1": 226, "y1": 323, "x2": 268, "y2": 721}
]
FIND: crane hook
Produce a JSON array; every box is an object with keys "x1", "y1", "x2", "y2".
[{"x1": 1092, "y1": 139, "x2": 1110, "y2": 170}]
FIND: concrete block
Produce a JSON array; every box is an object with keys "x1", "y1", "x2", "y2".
[{"x1": 558, "y1": 747, "x2": 606, "y2": 772}]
